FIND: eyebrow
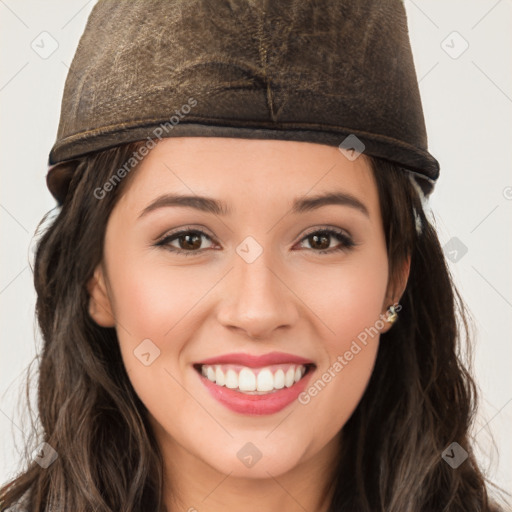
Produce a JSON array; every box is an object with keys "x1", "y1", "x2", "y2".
[{"x1": 138, "y1": 191, "x2": 370, "y2": 219}]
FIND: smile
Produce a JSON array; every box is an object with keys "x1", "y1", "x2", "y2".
[
  {"x1": 197, "y1": 363, "x2": 310, "y2": 394},
  {"x1": 193, "y1": 352, "x2": 316, "y2": 415}
]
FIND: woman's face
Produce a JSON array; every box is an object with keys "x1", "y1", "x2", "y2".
[{"x1": 88, "y1": 137, "x2": 404, "y2": 480}]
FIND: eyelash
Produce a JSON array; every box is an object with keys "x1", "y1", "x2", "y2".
[{"x1": 154, "y1": 226, "x2": 357, "y2": 256}]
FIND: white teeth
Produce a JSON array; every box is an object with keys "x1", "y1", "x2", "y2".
[
  {"x1": 238, "y1": 368, "x2": 256, "y2": 391},
  {"x1": 206, "y1": 366, "x2": 216, "y2": 382},
  {"x1": 274, "y1": 369, "x2": 285, "y2": 389},
  {"x1": 256, "y1": 368, "x2": 274, "y2": 392},
  {"x1": 215, "y1": 366, "x2": 225, "y2": 386},
  {"x1": 225, "y1": 369, "x2": 238, "y2": 389},
  {"x1": 200, "y1": 363, "x2": 308, "y2": 393},
  {"x1": 285, "y1": 368, "x2": 295, "y2": 387}
]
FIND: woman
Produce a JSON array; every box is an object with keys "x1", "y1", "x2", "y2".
[{"x1": 1, "y1": 0, "x2": 509, "y2": 510}]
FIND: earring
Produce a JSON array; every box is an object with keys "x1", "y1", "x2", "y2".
[{"x1": 385, "y1": 304, "x2": 399, "y2": 325}]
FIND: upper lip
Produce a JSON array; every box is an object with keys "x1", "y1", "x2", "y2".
[{"x1": 195, "y1": 351, "x2": 315, "y2": 368}]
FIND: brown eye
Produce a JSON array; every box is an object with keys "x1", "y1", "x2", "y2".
[
  {"x1": 307, "y1": 232, "x2": 331, "y2": 251},
  {"x1": 176, "y1": 232, "x2": 203, "y2": 251},
  {"x1": 297, "y1": 229, "x2": 356, "y2": 254},
  {"x1": 156, "y1": 229, "x2": 215, "y2": 255},
  {"x1": 155, "y1": 226, "x2": 356, "y2": 257}
]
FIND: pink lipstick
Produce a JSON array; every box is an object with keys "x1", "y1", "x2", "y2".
[{"x1": 194, "y1": 352, "x2": 315, "y2": 415}]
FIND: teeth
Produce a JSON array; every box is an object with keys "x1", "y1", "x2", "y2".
[
  {"x1": 225, "y1": 369, "x2": 238, "y2": 389},
  {"x1": 239, "y1": 368, "x2": 256, "y2": 391},
  {"x1": 285, "y1": 368, "x2": 295, "y2": 387},
  {"x1": 257, "y1": 368, "x2": 274, "y2": 392},
  {"x1": 200, "y1": 364, "x2": 307, "y2": 394},
  {"x1": 274, "y1": 369, "x2": 285, "y2": 389},
  {"x1": 215, "y1": 366, "x2": 225, "y2": 386}
]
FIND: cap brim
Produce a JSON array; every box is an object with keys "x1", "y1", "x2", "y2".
[{"x1": 47, "y1": 123, "x2": 440, "y2": 204}]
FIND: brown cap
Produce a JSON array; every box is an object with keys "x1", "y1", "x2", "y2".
[{"x1": 47, "y1": 0, "x2": 440, "y2": 204}]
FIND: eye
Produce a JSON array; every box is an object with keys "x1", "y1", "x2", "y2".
[
  {"x1": 154, "y1": 227, "x2": 217, "y2": 256},
  {"x1": 295, "y1": 228, "x2": 356, "y2": 254},
  {"x1": 154, "y1": 226, "x2": 356, "y2": 256}
]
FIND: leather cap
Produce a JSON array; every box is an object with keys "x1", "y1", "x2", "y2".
[{"x1": 47, "y1": 0, "x2": 440, "y2": 204}]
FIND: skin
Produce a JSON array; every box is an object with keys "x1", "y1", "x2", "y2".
[{"x1": 88, "y1": 137, "x2": 410, "y2": 512}]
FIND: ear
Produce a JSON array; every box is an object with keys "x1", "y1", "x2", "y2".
[
  {"x1": 379, "y1": 255, "x2": 411, "y2": 334},
  {"x1": 87, "y1": 264, "x2": 116, "y2": 327}
]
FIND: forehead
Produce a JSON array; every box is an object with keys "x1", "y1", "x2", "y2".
[{"x1": 117, "y1": 137, "x2": 380, "y2": 217}]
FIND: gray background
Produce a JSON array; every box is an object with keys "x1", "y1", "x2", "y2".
[{"x1": 1, "y1": 0, "x2": 511, "y2": 498}]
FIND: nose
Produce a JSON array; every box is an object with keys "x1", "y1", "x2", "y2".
[{"x1": 216, "y1": 250, "x2": 300, "y2": 340}]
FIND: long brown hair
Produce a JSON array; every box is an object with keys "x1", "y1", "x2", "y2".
[{"x1": 1, "y1": 142, "x2": 509, "y2": 511}]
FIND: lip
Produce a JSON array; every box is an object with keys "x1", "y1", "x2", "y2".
[
  {"x1": 194, "y1": 351, "x2": 314, "y2": 368},
  {"x1": 193, "y1": 353, "x2": 316, "y2": 416}
]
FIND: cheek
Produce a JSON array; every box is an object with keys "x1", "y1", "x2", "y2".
[
  {"x1": 100, "y1": 239, "x2": 189, "y2": 390},
  {"x1": 303, "y1": 244, "x2": 389, "y2": 344},
  {"x1": 294, "y1": 246, "x2": 388, "y2": 434},
  {"x1": 105, "y1": 255, "x2": 206, "y2": 423},
  {"x1": 106, "y1": 246, "x2": 208, "y2": 341}
]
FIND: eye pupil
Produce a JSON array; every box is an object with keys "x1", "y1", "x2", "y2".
[
  {"x1": 309, "y1": 233, "x2": 330, "y2": 250},
  {"x1": 180, "y1": 233, "x2": 202, "y2": 250}
]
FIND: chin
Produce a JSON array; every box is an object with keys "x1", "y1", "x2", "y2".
[{"x1": 198, "y1": 435, "x2": 312, "y2": 479}]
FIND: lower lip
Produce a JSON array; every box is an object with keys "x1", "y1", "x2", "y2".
[{"x1": 196, "y1": 367, "x2": 315, "y2": 415}]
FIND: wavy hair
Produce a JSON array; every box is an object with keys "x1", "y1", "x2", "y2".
[{"x1": 1, "y1": 142, "x2": 509, "y2": 511}]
